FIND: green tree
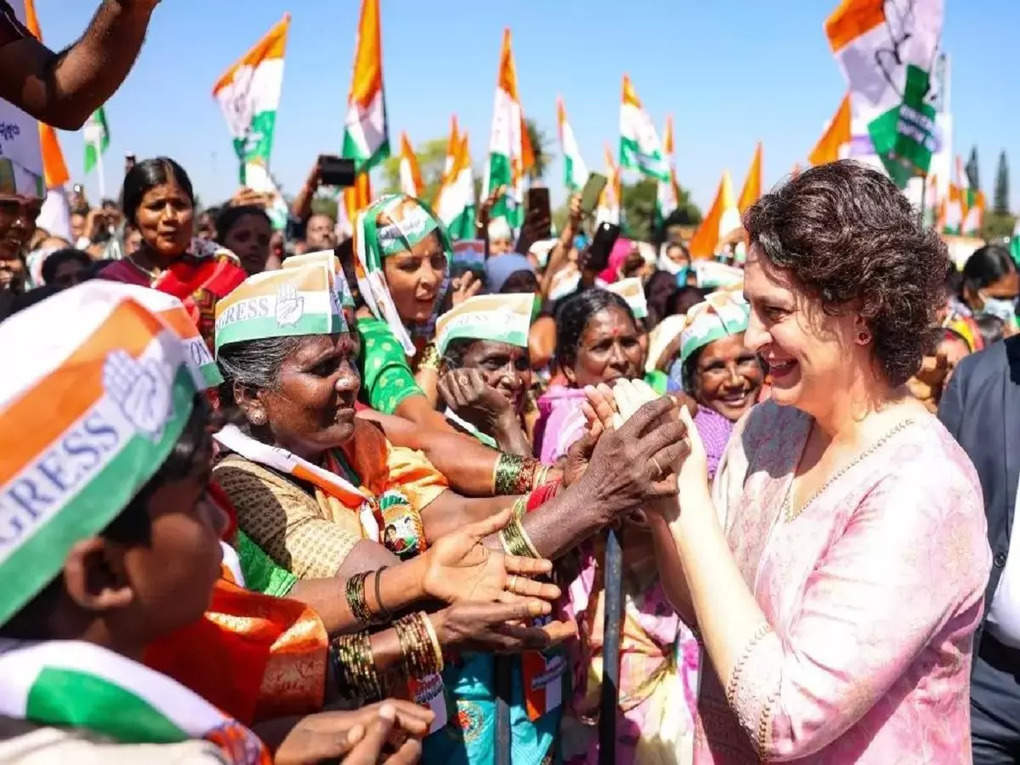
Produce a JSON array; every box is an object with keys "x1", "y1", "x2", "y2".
[
  {"x1": 525, "y1": 118, "x2": 552, "y2": 182},
  {"x1": 994, "y1": 150, "x2": 1010, "y2": 216},
  {"x1": 965, "y1": 146, "x2": 981, "y2": 190},
  {"x1": 621, "y1": 179, "x2": 703, "y2": 242},
  {"x1": 982, "y1": 212, "x2": 1017, "y2": 241},
  {"x1": 379, "y1": 137, "x2": 449, "y2": 205}
]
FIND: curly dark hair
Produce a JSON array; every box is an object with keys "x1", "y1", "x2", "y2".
[{"x1": 743, "y1": 160, "x2": 948, "y2": 387}]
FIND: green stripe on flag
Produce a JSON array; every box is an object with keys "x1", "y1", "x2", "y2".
[
  {"x1": 28, "y1": 667, "x2": 189, "y2": 744},
  {"x1": 0, "y1": 369, "x2": 196, "y2": 627},
  {"x1": 83, "y1": 108, "x2": 110, "y2": 175},
  {"x1": 487, "y1": 152, "x2": 511, "y2": 192},
  {"x1": 446, "y1": 207, "x2": 476, "y2": 241},
  {"x1": 341, "y1": 135, "x2": 391, "y2": 175},
  {"x1": 234, "y1": 110, "x2": 277, "y2": 183}
]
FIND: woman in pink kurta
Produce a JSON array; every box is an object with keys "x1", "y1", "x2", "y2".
[
  {"x1": 633, "y1": 161, "x2": 992, "y2": 763},
  {"x1": 697, "y1": 401, "x2": 988, "y2": 762}
]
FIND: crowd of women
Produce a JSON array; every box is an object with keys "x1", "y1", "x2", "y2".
[{"x1": 0, "y1": 155, "x2": 1012, "y2": 763}]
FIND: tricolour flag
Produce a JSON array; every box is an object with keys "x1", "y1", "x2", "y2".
[
  {"x1": 435, "y1": 133, "x2": 476, "y2": 241},
  {"x1": 83, "y1": 107, "x2": 109, "y2": 175},
  {"x1": 655, "y1": 114, "x2": 680, "y2": 229},
  {"x1": 595, "y1": 143, "x2": 621, "y2": 226},
  {"x1": 737, "y1": 142, "x2": 762, "y2": 215},
  {"x1": 398, "y1": 132, "x2": 424, "y2": 198},
  {"x1": 557, "y1": 96, "x2": 588, "y2": 192},
  {"x1": 484, "y1": 28, "x2": 534, "y2": 228},
  {"x1": 689, "y1": 171, "x2": 741, "y2": 259},
  {"x1": 443, "y1": 115, "x2": 459, "y2": 180},
  {"x1": 825, "y1": 0, "x2": 943, "y2": 187},
  {"x1": 619, "y1": 74, "x2": 668, "y2": 182},
  {"x1": 341, "y1": 0, "x2": 389, "y2": 173},
  {"x1": 212, "y1": 14, "x2": 289, "y2": 185},
  {"x1": 809, "y1": 92, "x2": 852, "y2": 166}
]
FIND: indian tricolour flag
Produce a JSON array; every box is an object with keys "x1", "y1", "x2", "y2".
[
  {"x1": 212, "y1": 14, "x2": 289, "y2": 185},
  {"x1": 557, "y1": 96, "x2": 588, "y2": 192},
  {"x1": 655, "y1": 114, "x2": 680, "y2": 228},
  {"x1": 825, "y1": 0, "x2": 943, "y2": 187},
  {"x1": 342, "y1": 0, "x2": 389, "y2": 172},
  {"x1": 435, "y1": 132, "x2": 475, "y2": 241},
  {"x1": 619, "y1": 74, "x2": 668, "y2": 182},
  {"x1": 398, "y1": 132, "x2": 423, "y2": 198},
  {"x1": 484, "y1": 28, "x2": 533, "y2": 228}
]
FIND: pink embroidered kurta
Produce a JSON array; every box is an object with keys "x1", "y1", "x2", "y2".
[{"x1": 696, "y1": 401, "x2": 991, "y2": 763}]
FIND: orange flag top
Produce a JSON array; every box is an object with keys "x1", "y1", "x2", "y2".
[
  {"x1": 737, "y1": 142, "x2": 762, "y2": 214},
  {"x1": 212, "y1": 13, "x2": 290, "y2": 96},
  {"x1": 399, "y1": 131, "x2": 424, "y2": 198},
  {"x1": 809, "y1": 93, "x2": 852, "y2": 166},
  {"x1": 497, "y1": 28, "x2": 533, "y2": 171},
  {"x1": 689, "y1": 171, "x2": 738, "y2": 259},
  {"x1": 23, "y1": 0, "x2": 70, "y2": 188},
  {"x1": 348, "y1": 0, "x2": 383, "y2": 108}
]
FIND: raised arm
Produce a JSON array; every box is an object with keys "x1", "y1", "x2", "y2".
[{"x1": 0, "y1": 0, "x2": 159, "y2": 129}]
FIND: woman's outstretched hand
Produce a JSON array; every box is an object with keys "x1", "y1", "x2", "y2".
[
  {"x1": 430, "y1": 601, "x2": 576, "y2": 654},
  {"x1": 422, "y1": 508, "x2": 560, "y2": 609}
]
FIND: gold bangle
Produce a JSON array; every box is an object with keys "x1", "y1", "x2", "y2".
[
  {"x1": 345, "y1": 571, "x2": 373, "y2": 625},
  {"x1": 422, "y1": 613, "x2": 445, "y2": 674},
  {"x1": 331, "y1": 631, "x2": 382, "y2": 702},
  {"x1": 725, "y1": 622, "x2": 772, "y2": 708},
  {"x1": 500, "y1": 516, "x2": 541, "y2": 558},
  {"x1": 511, "y1": 495, "x2": 528, "y2": 520},
  {"x1": 531, "y1": 462, "x2": 551, "y2": 490}
]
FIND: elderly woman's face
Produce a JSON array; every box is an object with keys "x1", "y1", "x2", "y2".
[
  {"x1": 566, "y1": 306, "x2": 644, "y2": 388},
  {"x1": 135, "y1": 181, "x2": 194, "y2": 260},
  {"x1": 691, "y1": 333, "x2": 763, "y2": 422},
  {"x1": 460, "y1": 339, "x2": 532, "y2": 412},
  {"x1": 382, "y1": 231, "x2": 447, "y2": 325},
  {"x1": 743, "y1": 245, "x2": 859, "y2": 417},
  {"x1": 252, "y1": 333, "x2": 361, "y2": 458}
]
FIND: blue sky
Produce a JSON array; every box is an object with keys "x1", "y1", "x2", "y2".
[{"x1": 33, "y1": 0, "x2": 1020, "y2": 214}]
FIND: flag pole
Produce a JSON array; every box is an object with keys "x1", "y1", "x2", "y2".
[
  {"x1": 96, "y1": 148, "x2": 106, "y2": 201},
  {"x1": 598, "y1": 528, "x2": 623, "y2": 764},
  {"x1": 919, "y1": 171, "x2": 928, "y2": 227}
]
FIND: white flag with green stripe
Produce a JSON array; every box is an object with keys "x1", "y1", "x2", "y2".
[
  {"x1": 619, "y1": 75, "x2": 668, "y2": 182},
  {"x1": 557, "y1": 96, "x2": 588, "y2": 191},
  {"x1": 82, "y1": 107, "x2": 109, "y2": 175},
  {"x1": 341, "y1": 0, "x2": 389, "y2": 172},
  {"x1": 212, "y1": 14, "x2": 289, "y2": 185}
]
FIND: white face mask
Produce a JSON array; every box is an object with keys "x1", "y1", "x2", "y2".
[{"x1": 980, "y1": 294, "x2": 1017, "y2": 325}]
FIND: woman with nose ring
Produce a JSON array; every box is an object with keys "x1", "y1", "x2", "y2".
[{"x1": 435, "y1": 293, "x2": 537, "y2": 456}]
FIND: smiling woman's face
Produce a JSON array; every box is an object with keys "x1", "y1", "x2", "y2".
[
  {"x1": 252, "y1": 333, "x2": 362, "y2": 458},
  {"x1": 382, "y1": 231, "x2": 447, "y2": 326},
  {"x1": 690, "y1": 333, "x2": 763, "y2": 421}
]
